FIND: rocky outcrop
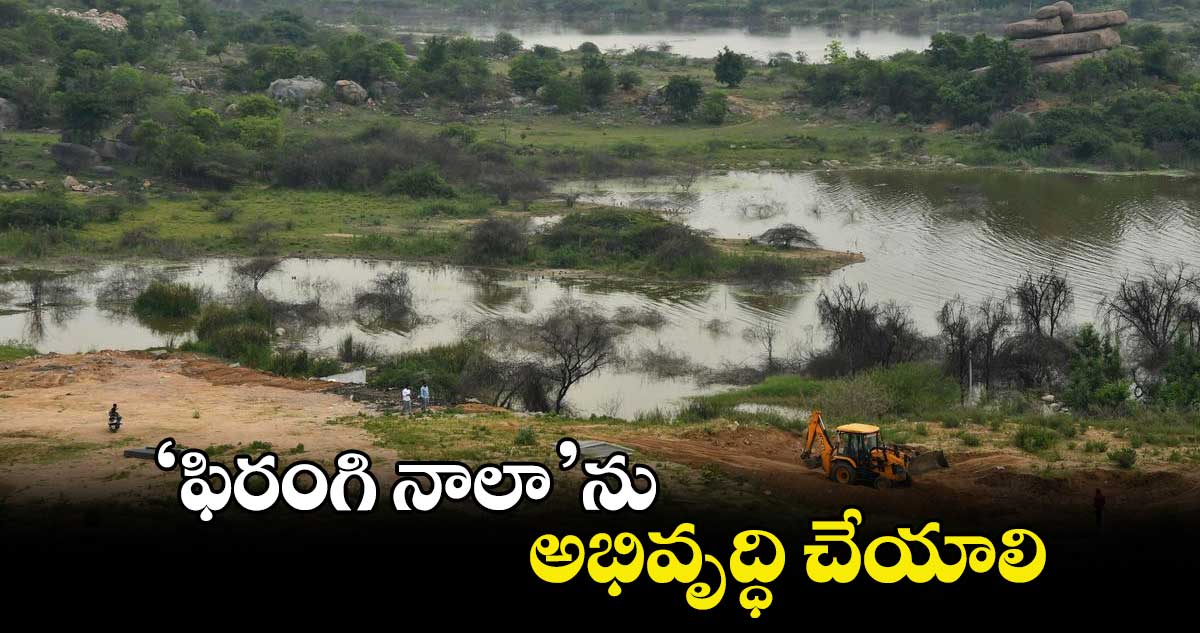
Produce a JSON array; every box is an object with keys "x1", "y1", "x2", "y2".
[
  {"x1": 50, "y1": 143, "x2": 100, "y2": 171},
  {"x1": 1012, "y1": 27, "x2": 1121, "y2": 58},
  {"x1": 999, "y1": 3, "x2": 1126, "y2": 75},
  {"x1": 47, "y1": 8, "x2": 128, "y2": 31},
  {"x1": 267, "y1": 76, "x2": 326, "y2": 104},
  {"x1": 334, "y1": 80, "x2": 368, "y2": 105},
  {"x1": 1032, "y1": 49, "x2": 1110, "y2": 75},
  {"x1": 1005, "y1": 16, "x2": 1063, "y2": 39},
  {"x1": 0, "y1": 97, "x2": 18, "y2": 130},
  {"x1": 1063, "y1": 10, "x2": 1129, "y2": 33}
]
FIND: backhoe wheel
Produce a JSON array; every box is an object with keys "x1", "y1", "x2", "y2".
[
  {"x1": 874, "y1": 477, "x2": 892, "y2": 491},
  {"x1": 832, "y1": 463, "x2": 856, "y2": 485}
]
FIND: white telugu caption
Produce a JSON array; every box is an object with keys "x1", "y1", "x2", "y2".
[{"x1": 153, "y1": 437, "x2": 658, "y2": 522}]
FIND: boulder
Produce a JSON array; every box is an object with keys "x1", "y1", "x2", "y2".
[
  {"x1": 369, "y1": 80, "x2": 402, "y2": 100},
  {"x1": 1063, "y1": 10, "x2": 1129, "y2": 33},
  {"x1": 1033, "y1": 49, "x2": 1110, "y2": 75},
  {"x1": 1034, "y1": 5, "x2": 1060, "y2": 19},
  {"x1": 50, "y1": 143, "x2": 101, "y2": 171},
  {"x1": 267, "y1": 76, "x2": 327, "y2": 104},
  {"x1": 62, "y1": 175, "x2": 88, "y2": 192},
  {"x1": 334, "y1": 79, "x2": 368, "y2": 105},
  {"x1": 94, "y1": 139, "x2": 138, "y2": 163},
  {"x1": 0, "y1": 97, "x2": 18, "y2": 129},
  {"x1": 1011, "y1": 27, "x2": 1121, "y2": 59},
  {"x1": 1054, "y1": 1, "x2": 1074, "y2": 21},
  {"x1": 1004, "y1": 16, "x2": 1064, "y2": 39}
]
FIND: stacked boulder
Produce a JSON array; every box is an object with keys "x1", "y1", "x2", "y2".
[{"x1": 1003, "y1": 2, "x2": 1127, "y2": 74}]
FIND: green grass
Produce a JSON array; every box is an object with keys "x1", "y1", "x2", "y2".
[{"x1": 0, "y1": 342, "x2": 37, "y2": 362}]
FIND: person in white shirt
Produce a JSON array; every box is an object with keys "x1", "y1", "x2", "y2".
[{"x1": 401, "y1": 386, "x2": 412, "y2": 414}]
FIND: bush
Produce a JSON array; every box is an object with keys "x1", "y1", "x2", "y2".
[
  {"x1": 701, "y1": 92, "x2": 728, "y2": 125},
  {"x1": 0, "y1": 192, "x2": 87, "y2": 229},
  {"x1": 514, "y1": 426, "x2": 537, "y2": 445},
  {"x1": 1014, "y1": 425, "x2": 1059, "y2": 452},
  {"x1": 384, "y1": 165, "x2": 455, "y2": 198},
  {"x1": 268, "y1": 348, "x2": 341, "y2": 378},
  {"x1": 370, "y1": 340, "x2": 489, "y2": 404},
  {"x1": 461, "y1": 217, "x2": 529, "y2": 265},
  {"x1": 1107, "y1": 447, "x2": 1137, "y2": 468},
  {"x1": 540, "y1": 75, "x2": 585, "y2": 113},
  {"x1": 132, "y1": 281, "x2": 203, "y2": 320},
  {"x1": 1084, "y1": 440, "x2": 1109, "y2": 453},
  {"x1": 1064, "y1": 325, "x2": 1129, "y2": 413},
  {"x1": 617, "y1": 69, "x2": 642, "y2": 90},
  {"x1": 959, "y1": 432, "x2": 982, "y2": 447},
  {"x1": 663, "y1": 75, "x2": 703, "y2": 120}
]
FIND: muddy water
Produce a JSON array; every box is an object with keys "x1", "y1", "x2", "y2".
[
  {"x1": 0, "y1": 259, "x2": 785, "y2": 419},
  {"x1": 565, "y1": 169, "x2": 1200, "y2": 332}
]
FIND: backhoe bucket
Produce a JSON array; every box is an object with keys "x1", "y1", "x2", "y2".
[{"x1": 908, "y1": 449, "x2": 949, "y2": 475}]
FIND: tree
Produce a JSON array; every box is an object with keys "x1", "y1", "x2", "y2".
[
  {"x1": 973, "y1": 295, "x2": 1013, "y2": 390},
  {"x1": 492, "y1": 32, "x2": 522, "y2": 57},
  {"x1": 234, "y1": 257, "x2": 282, "y2": 294},
  {"x1": 1064, "y1": 324, "x2": 1129, "y2": 412},
  {"x1": 937, "y1": 297, "x2": 973, "y2": 401},
  {"x1": 663, "y1": 75, "x2": 703, "y2": 121},
  {"x1": 1011, "y1": 268, "x2": 1073, "y2": 338},
  {"x1": 1156, "y1": 338, "x2": 1200, "y2": 409},
  {"x1": 985, "y1": 42, "x2": 1033, "y2": 107},
  {"x1": 580, "y1": 55, "x2": 614, "y2": 107},
  {"x1": 508, "y1": 51, "x2": 561, "y2": 94},
  {"x1": 1101, "y1": 261, "x2": 1200, "y2": 367},
  {"x1": 743, "y1": 319, "x2": 780, "y2": 373},
  {"x1": 754, "y1": 223, "x2": 817, "y2": 249},
  {"x1": 536, "y1": 299, "x2": 618, "y2": 413},
  {"x1": 713, "y1": 46, "x2": 749, "y2": 87}
]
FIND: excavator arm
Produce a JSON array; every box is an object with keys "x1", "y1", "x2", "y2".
[{"x1": 800, "y1": 410, "x2": 835, "y2": 473}]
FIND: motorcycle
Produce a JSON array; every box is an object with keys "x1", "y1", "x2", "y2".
[{"x1": 108, "y1": 413, "x2": 122, "y2": 433}]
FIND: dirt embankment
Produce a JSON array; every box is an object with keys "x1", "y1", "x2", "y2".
[
  {"x1": 0, "y1": 351, "x2": 370, "y2": 503},
  {"x1": 3, "y1": 351, "x2": 1197, "y2": 533}
]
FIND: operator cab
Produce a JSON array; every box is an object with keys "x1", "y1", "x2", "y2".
[{"x1": 835, "y1": 423, "x2": 882, "y2": 463}]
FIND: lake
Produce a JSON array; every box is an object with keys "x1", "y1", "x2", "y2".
[
  {"x1": 390, "y1": 19, "x2": 931, "y2": 60},
  {"x1": 3, "y1": 169, "x2": 1198, "y2": 418}
]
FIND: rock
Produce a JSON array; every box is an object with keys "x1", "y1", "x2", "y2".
[
  {"x1": 1054, "y1": 1, "x2": 1074, "y2": 21},
  {"x1": 1063, "y1": 10, "x2": 1129, "y2": 33},
  {"x1": 62, "y1": 175, "x2": 88, "y2": 192},
  {"x1": 1011, "y1": 27, "x2": 1121, "y2": 59},
  {"x1": 369, "y1": 80, "x2": 402, "y2": 99},
  {"x1": 1041, "y1": 394, "x2": 1056, "y2": 403},
  {"x1": 1033, "y1": 49, "x2": 1110, "y2": 74},
  {"x1": 757, "y1": 160, "x2": 771, "y2": 168},
  {"x1": 93, "y1": 139, "x2": 137, "y2": 163},
  {"x1": 267, "y1": 76, "x2": 327, "y2": 104},
  {"x1": 47, "y1": 8, "x2": 128, "y2": 31},
  {"x1": 0, "y1": 97, "x2": 18, "y2": 130},
  {"x1": 334, "y1": 79, "x2": 368, "y2": 105},
  {"x1": 1035, "y1": 5, "x2": 1060, "y2": 19},
  {"x1": 50, "y1": 143, "x2": 101, "y2": 171},
  {"x1": 917, "y1": 155, "x2": 932, "y2": 164},
  {"x1": 1005, "y1": 16, "x2": 1063, "y2": 39}
]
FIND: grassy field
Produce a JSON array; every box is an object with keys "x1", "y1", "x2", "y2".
[{"x1": 0, "y1": 342, "x2": 37, "y2": 362}]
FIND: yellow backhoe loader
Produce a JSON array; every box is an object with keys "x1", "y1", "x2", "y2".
[{"x1": 799, "y1": 410, "x2": 948, "y2": 489}]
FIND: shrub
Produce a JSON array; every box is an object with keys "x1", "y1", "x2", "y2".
[
  {"x1": 461, "y1": 217, "x2": 529, "y2": 265},
  {"x1": 1064, "y1": 325, "x2": 1129, "y2": 413},
  {"x1": 701, "y1": 92, "x2": 729, "y2": 125},
  {"x1": 370, "y1": 340, "x2": 489, "y2": 403},
  {"x1": 1107, "y1": 447, "x2": 1137, "y2": 468},
  {"x1": 1084, "y1": 440, "x2": 1108, "y2": 453},
  {"x1": 540, "y1": 75, "x2": 585, "y2": 113},
  {"x1": 1014, "y1": 425, "x2": 1059, "y2": 452},
  {"x1": 132, "y1": 281, "x2": 203, "y2": 320},
  {"x1": 0, "y1": 192, "x2": 87, "y2": 229},
  {"x1": 384, "y1": 165, "x2": 455, "y2": 198},
  {"x1": 617, "y1": 69, "x2": 642, "y2": 90},
  {"x1": 663, "y1": 75, "x2": 703, "y2": 120},
  {"x1": 959, "y1": 432, "x2": 982, "y2": 447},
  {"x1": 514, "y1": 426, "x2": 536, "y2": 446},
  {"x1": 268, "y1": 348, "x2": 340, "y2": 378}
]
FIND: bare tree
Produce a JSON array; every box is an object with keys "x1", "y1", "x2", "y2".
[
  {"x1": 353, "y1": 270, "x2": 416, "y2": 328},
  {"x1": 234, "y1": 257, "x2": 282, "y2": 294},
  {"x1": 973, "y1": 295, "x2": 1013, "y2": 390},
  {"x1": 937, "y1": 297, "x2": 972, "y2": 402},
  {"x1": 1101, "y1": 260, "x2": 1200, "y2": 366},
  {"x1": 1010, "y1": 268, "x2": 1073, "y2": 338},
  {"x1": 536, "y1": 299, "x2": 619, "y2": 413},
  {"x1": 743, "y1": 319, "x2": 781, "y2": 373}
]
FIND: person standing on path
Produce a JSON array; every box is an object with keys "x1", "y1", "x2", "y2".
[
  {"x1": 419, "y1": 383, "x2": 430, "y2": 412},
  {"x1": 402, "y1": 386, "x2": 412, "y2": 415},
  {"x1": 1094, "y1": 488, "x2": 1106, "y2": 528}
]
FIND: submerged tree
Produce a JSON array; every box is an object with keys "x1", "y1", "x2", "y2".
[
  {"x1": 234, "y1": 257, "x2": 282, "y2": 294},
  {"x1": 754, "y1": 223, "x2": 818, "y2": 249},
  {"x1": 1101, "y1": 260, "x2": 1200, "y2": 368},
  {"x1": 536, "y1": 299, "x2": 619, "y2": 414}
]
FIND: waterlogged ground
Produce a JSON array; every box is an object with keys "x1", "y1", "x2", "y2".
[
  {"x1": 564, "y1": 169, "x2": 1200, "y2": 332},
  {"x1": 0, "y1": 258, "x2": 788, "y2": 418}
]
